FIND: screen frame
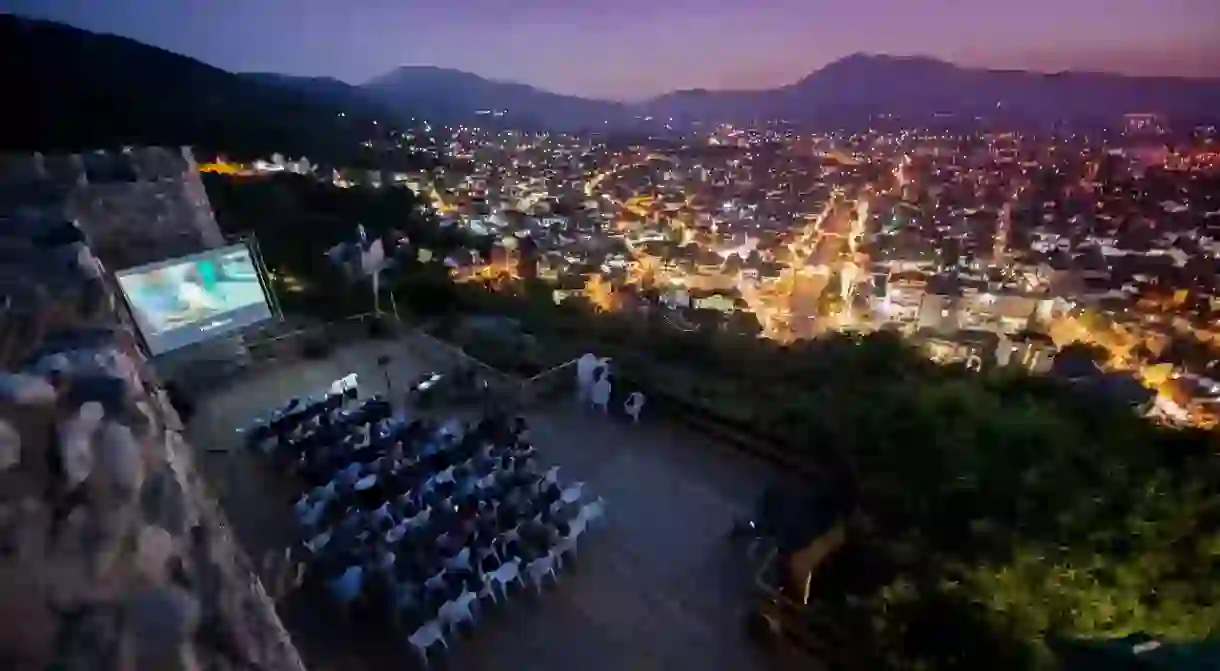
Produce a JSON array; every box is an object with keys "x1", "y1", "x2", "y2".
[{"x1": 113, "y1": 242, "x2": 276, "y2": 356}]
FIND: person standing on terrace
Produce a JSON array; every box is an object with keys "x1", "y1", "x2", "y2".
[{"x1": 575, "y1": 353, "x2": 599, "y2": 403}]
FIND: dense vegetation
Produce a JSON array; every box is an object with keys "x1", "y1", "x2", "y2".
[
  {"x1": 205, "y1": 173, "x2": 1220, "y2": 669},
  {"x1": 203, "y1": 172, "x2": 477, "y2": 318}
]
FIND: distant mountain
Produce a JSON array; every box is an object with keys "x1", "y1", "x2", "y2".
[
  {"x1": 644, "y1": 54, "x2": 1220, "y2": 128},
  {"x1": 3, "y1": 12, "x2": 1218, "y2": 151},
  {"x1": 243, "y1": 72, "x2": 365, "y2": 100},
  {"x1": 361, "y1": 66, "x2": 631, "y2": 131},
  {"x1": 242, "y1": 72, "x2": 394, "y2": 117},
  {"x1": 0, "y1": 14, "x2": 393, "y2": 161},
  {"x1": 362, "y1": 55, "x2": 1220, "y2": 131}
]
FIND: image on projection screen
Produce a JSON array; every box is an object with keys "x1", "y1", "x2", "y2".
[{"x1": 116, "y1": 244, "x2": 273, "y2": 355}]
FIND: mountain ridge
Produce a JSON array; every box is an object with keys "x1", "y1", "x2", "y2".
[
  {"x1": 0, "y1": 13, "x2": 396, "y2": 161},
  {"x1": 353, "y1": 53, "x2": 1220, "y2": 129},
  {"x1": 643, "y1": 52, "x2": 1220, "y2": 127},
  {"x1": 3, "y1": 12, "x2": 1219, "y2": 149},
  {"x1": 363, "y1": 53, "x2": 1220, "y2": 102},
  {"x1": 361, "y1": 65, "x2": 632, "y2": 131}
]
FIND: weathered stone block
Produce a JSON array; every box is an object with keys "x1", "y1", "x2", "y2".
[
  {"x1": 1, "y1": 149, "x2": 305, "y2": 671},
  {"x1": 141, "y1": 465, "x2": 187, "y2": 536}
]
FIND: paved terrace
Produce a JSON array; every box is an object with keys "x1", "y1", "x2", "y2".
[{"x1": 187, "y1": 338, "x2": 809, "y2": 671}]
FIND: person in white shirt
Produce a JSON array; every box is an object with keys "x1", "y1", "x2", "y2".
[
  {"x1": 591, "y1": 375, "x2": 612, "y2": 414},
  {"x1": 575, "y1": 353, "x2": 598, "y2": 403}
]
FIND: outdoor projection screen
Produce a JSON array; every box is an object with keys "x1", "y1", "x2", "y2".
[{"x1": 116, "y1": 243, "x2": 274, "y2": 355}]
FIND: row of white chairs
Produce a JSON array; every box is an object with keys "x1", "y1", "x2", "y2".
[
  {"x1": 306, "y1": 465, "x2": 574, "y2": 603},
  {"x1": 407, "y1": 495, "x2": 607, "y2": 667}
]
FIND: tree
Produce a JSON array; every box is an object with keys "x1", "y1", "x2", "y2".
[
  {"x1": 1057, "y1": 341, "x2": 1112, "y2": 367},
  {"x1": 203, "y1": 172, "x2": 443, "y2": 320}
]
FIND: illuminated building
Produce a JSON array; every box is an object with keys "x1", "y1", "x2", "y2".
[
  {"x1": 693, "y1": 294, "x2": 736, "y2": 313},
  {"x1": 958, "y1": 292, "x2": 1037, "y2": 333},
  {"x1": 877, "y1": 271, "x2": 926, "y2": 326},
  {"x1": 917, "y1": 294, "x2": 957, "y2": 332}
]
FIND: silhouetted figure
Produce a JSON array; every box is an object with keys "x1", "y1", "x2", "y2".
[{"x1": 624, "y1": 391, "x2": 645, "y2": 423}]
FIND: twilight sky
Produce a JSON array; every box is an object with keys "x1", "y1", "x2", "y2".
[{"x1": 4, "y1": 0, "x2": 1218, "y2": 100}]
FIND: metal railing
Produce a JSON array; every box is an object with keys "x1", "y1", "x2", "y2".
[
  {"x1": 518, "y1": 357, "x2": 580, "y2": 405},
  {"x1": 401, "y1": 327, "x2": 526, "y2": 402},
  {"x1": 751, "y1": 522, "x2": 856, "y2": 667},
  {"x1": 242, "y1": 312, "x2": 380, "y2": 365},
  {"x1": 239, "y1": 312, "x2": 568, "y2": 411},
  {"x1": 237, "y1": 315, "x2": 825, "y2": 473}
]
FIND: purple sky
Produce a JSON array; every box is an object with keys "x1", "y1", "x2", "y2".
[{"x1": 4, "y1": 0, "x2": 1218, "y2": 100}]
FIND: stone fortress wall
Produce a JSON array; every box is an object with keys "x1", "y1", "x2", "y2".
[
  {"x1": 0, "y1": 151, "x2": 304, "y2": 670},
  {"x1": 0, "y1": 146, "x2": 226, "y2": 271},
  {"x1": 1, "y1": 146, "x2": 253, "y2": 383}
]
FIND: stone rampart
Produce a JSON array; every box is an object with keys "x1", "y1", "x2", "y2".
[{"x1": 0, "y1": 199, "x2": 303, "y2": 670}]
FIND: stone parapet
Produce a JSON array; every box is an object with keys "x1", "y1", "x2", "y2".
[
  {"x1": 1, "y1": 147, "x2": 226, "y2": 271},
  {"x1": 0, "y1": 215, "x2": 304, "y2": 668}
]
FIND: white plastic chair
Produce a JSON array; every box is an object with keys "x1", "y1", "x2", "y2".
[
  {"x1": 439, "y1": 590, "x2": 478, "y2": 634},
  {"x1": 478, "y1": 570, "x2": 499, "y2": 604},
  {"x1": 525, "y1": 553, "x2": 558, "y2": 594},
  {"x1": 487, "y1": 558, "x2": 523, "y2": 601},
  {"x1": 303, "y1": 529, "x2": 332, "y2": 556},
  {"x1": 385, "y1": 521, "x2": 408, "y2": 544},
  {"x1": 446, "y1": 546, "x2": 472, "y2": 572},
  {"x1": 407, "y1": 620, "x2": 447, "y2": 667},
  {"x1": 561, "y1": 482, "x2": 585, "y2": 505},
  {"x1": 496, "y1": 526, "x2": 521, "y2": 555},
  {"x1": 456, "y1": 589, "x2": 479, "y2": 615},
  {"x1": 581, "y1": 497, "x2": 607, "y2": 527},
  {"x1": 424, "y1": 568, "x2": 448, "y2": 592},
  {"x1": 553, "y1": 516, "x2": 588, "y2": 570}
]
